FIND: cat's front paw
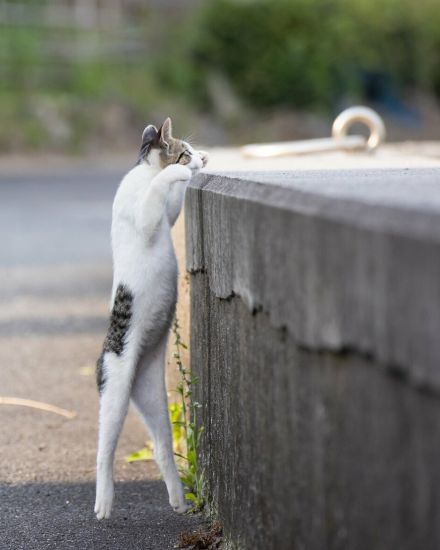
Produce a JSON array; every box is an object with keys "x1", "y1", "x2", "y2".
[
  {"x1": 94, "y1": 482, "x2": 114, "y2": 520},
  {"x1": 161, "y1": 164, "x2": 192, "y2": 184},
  {"x1": 188, "y1": 151, "x2": 209, "y2": 175},
  {"x1": 199, "y1": 150, "x2": 209, "y2": 168}
]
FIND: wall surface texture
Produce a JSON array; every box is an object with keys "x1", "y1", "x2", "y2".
[{"x1": 185, "y1": 169, "x2": 440, "y2": 550}]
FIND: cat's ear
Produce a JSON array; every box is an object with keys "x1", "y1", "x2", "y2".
[
  {"x1": 141, "y1": 125, "x2": 158, "y2": 146},
  {"x1": 137, "y1": 124, "x2": 158, "y2": 164},
  {"x1": 158, "y1": 117, "x2": 172, "y2": 148}
]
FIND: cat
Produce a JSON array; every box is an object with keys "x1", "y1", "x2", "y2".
[{"x1": 94, "y1": 117, "x2": 208, "y2": 520}]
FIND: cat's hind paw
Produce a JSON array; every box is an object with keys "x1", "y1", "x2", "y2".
[
  {"x1": 94, "y1": 484, "x2": 114, "y2": 520},
  {"x1": 170, "y1": 491, "x2": 191, "y2": 514},
  {"x1": 172, "y1": 500, "x2": 192, "y2": 514}
]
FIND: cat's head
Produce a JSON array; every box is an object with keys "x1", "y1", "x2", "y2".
[{"x1": 138, "y1": 117, "x2": 208, "y2": 171}]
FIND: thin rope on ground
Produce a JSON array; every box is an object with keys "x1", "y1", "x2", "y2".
[{"x1": 0, "y1": 397, "x2": 77, "y2": 418}]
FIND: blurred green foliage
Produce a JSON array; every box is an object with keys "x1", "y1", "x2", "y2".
[
  {"x1": 189, "y1": 0, "x2": 440, "y2": 110},
  {"x1": 0, "y1": 6, "x2": 169, "y2": 151},
  {"x1": 0, "y1": 0, "x2": 439, "y2": 152}
]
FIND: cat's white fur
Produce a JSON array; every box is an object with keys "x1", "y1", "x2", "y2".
[{"x1": 94, "y1": 128, "x2": 206, "y2": 520}]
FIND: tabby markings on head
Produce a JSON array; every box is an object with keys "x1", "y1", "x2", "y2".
[
  {"x1": 159, "y1": 139, "x2": 192, "y2": 168},
  {"x1": 137, "y1": 117, "x2": 193, "y2": 167}
]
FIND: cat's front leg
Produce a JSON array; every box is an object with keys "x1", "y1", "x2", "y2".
[
  {"x1": 159, "y1": 163, "x2": 193, "y2": 185},
  {"x1": 135, "y1": 164, "x2": 192, "y2": 241}
]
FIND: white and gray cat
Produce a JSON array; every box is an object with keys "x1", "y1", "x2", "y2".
[{"x1": 94, "y1": 118, "x2": 208, "y2": 520}]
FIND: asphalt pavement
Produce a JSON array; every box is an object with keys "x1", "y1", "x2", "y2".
[{"x1": 0, "y1": 165, "x2": 203, "y2": 549}]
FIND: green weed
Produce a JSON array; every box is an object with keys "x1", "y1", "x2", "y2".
[
  {"x1": 171, "y1": 316, "x2": 205, "y2": 512},
  {"x1": 126, "y1": 442, "x2": 154, "y2": 463}
]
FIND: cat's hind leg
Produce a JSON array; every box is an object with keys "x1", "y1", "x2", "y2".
[
  {"x1": 95, "y1": 283, "x2": 138, "y2": 519},
  {"x1": 131, "y1": 336, "x2": 188, "y2": 513},
  {"x1": 95, "y1": 351, "x2": 136, "y2": 519}
]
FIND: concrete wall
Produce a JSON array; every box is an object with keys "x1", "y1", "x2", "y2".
[{"x1": 185, "y1": 169, "x2": 440, "y2": 550}]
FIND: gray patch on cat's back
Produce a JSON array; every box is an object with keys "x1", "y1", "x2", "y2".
[{"x1": 96, "y1": 283, "x2": 134, "y2": 392}]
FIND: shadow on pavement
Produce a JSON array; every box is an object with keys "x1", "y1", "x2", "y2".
[{"x1": 0, "y1": 479, "x2": 204, "y2": 550}]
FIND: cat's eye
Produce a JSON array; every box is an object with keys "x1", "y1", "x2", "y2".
[{"x1": 176, "y1": 150, "x2": 191, "y2": 164}]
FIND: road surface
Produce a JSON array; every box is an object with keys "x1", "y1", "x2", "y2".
[{"x1": 0, "y1": 166, "x2": 202, "y2": 550}]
